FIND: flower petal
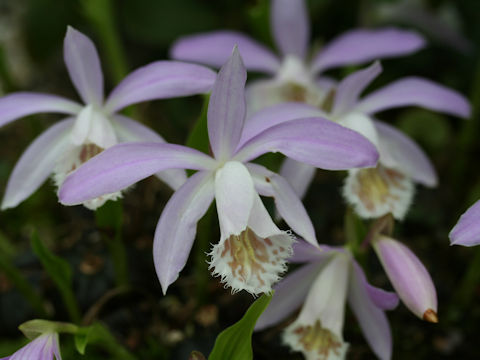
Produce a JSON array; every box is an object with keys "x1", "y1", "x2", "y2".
[
  {"x1": 112, "y1": 115, "x2": 187, "y2": 190},
  {"x1": 245, "y1": 77, "x2": 327, "y2": 115},
  {"x1": 63, "y1": 26, "x2": 104, "y2": 105},
  {"x1": 208, "y1": 47, "x2": 247, "y2": 160},
  {"x1": 214, "y1": 161, "x2": 255, "y2": 237},
  {"x1": 209, "y1": 193, "x2": 294, "y2": 295},
  {"x1": 450, "y1": 200, "x2": 480, "y2": 247},
  {"x1": 104, "y1": 61, "x2": 216, "y2": 113},
  {"x1": 348, "y1": 261, "x2": 393, "y2": 360},
  {"x1": 373, "y1": 236, "x2": 438, "y2": 321},
  {"x1": 2, "y1": 119, "x2": 74, "y2": 210},
  {"x1": 374, "y1": 120, "x2": 437, "y2": 187},
  {"x1": 234, "y1": 117, "x2": 379, "y2": 170},
  {"x1": 343, "y1": 166, "x2": 414, "y2": 220},
  {"x1": 278, "y1": 158, "x2": 316, "y2": 199},
  {"x1": 0, "y1": 92, "x2": 82, "y2": 128},
  {"x1": 355, "y1": 77, "x2": 471, "y2": 118},
  {"x1": 255, "y1": 262, "x2": 322, "y2": 331},
  {"x1": 59, "y1": 142, "x2": 216, "y2": 205},
  {"x1": 246, "y1": 163, "x2": 317, "y2": 246},
  {"x1": 170, "y1": 31, "x2": 280, "y2": 74},
  {"x1": 271, "y1": 0, "x2": 309, "y2": 58},
  {"x1": 238, "y1": 102, "x2": 325, "y2": 149},
  {"x1": 311, "y1": 28, "x2": 425, "y2": 74},
  {"x1": 153, "y1": 171, "x2": 215, "y2": 294},
  {"x1": 332, "y1": 61, "x2": 382, "y2": 117},
  {"x1": 289, "y1": 240, "x2": 335, "y2": 263},
  {"x1": 283, "y1": 253, "x2": 350, "y2": 359}
]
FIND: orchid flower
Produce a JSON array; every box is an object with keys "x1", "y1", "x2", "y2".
[
  {"x1": 256, "y1": 241, "x2": 399, "y2": 360},
  {"x1": 170, "y1": 0, "x2": 425, "y2": 114},
  {"x1": 0, "y1": 26, "x2": 216, "y2": 210},
  {"x1": 0, "y1": 333, "x2": 61, "y2": 360},
  {"x1": 373, "y1": 235, "x2": 438, "y2": 322},
  {"x1": 59, "y1": 48, "x2": 379, "y2": 295},
  {"x1": 449, "y1": 199, "x2": 480, "y2": 246},
  {"x1": 266, "y1": 61, "x2": 470, "y2": 220}
]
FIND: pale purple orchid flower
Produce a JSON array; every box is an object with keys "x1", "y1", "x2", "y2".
[
  {"x1": 373, "y1": 235, "x2": 438, "y2": 322},
  {"x1": 449, "y1": 199, "x2": 480, "y2": 247},
  {"x1": 59, "y1": 48, "x2": 379, "y2": 295},
  {"x1": 170, "y1": 0, "x2": 425, "y2": 114},
  {"x1": 256, "y1": 241, "x2": 399, "y2": 360},
  {"x1": 0, "y1": 26, "x2": 216, "y2": 210},
  {"x1": 269, "y1": 61, "x2": 470, "y2": 220},
  {"x1": 0, "y1": 333, "x2": 62, "y2": 360}
]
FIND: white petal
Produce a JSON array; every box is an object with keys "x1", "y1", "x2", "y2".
[
  {"x1": 214, "y1": 161, "x2": 255, "y2": 237},
  {"x1": 343, "y1": 166, "x2": 414, "y2": 220},
  {"x1": 283, "y1": 253, "x2": 350, "y2": 360},
  {"x1": 337, "y1": 112, "x2": 379, "y2": 149},
  {"x1": 209, "y1": 193, "x2": 294, "y2": 295}
]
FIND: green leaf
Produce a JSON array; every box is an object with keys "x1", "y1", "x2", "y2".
[
  {"x1": 30, "y1": 231, "x2": 81, "y2": 323},
  {"x1": 186, "y1": 94, "x2": 210, "y2": 154},
  {"x1": 83, "y1": 322, "x2": 136, "y2": 360},
  {"x1": 74, "y1": 329, "x2": 90, "y2": 355},
  {"x1": 208, "y1": 293, "x2": 273, "y2": 360}
]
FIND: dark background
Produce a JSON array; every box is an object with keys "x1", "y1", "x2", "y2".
[{"x1": 0, "y1": 0, "x2": 479, "y2": 358}]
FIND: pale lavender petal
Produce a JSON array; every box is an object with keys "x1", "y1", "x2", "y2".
[
  {"x1": 355, "y1": 77, "x2": 471, "y2": 118},
  {"x1": 352, "y1": 261, "x2": 399, "y2": 311},
  {"x1": 112, "y1": 114, "x2": 187, "y2": 190},
  {"x1": 51, "y1": 333, "x2": 62, "y2": 360},
  {"x1": 234, "y1": 117, "x2": 379, "y2": 170},
  {"x1": 104, "y1": 61, "x2": 216, "y2": 113},
  {"x1": 278, "y1": 158, "x2": 316, "y2": 199},
  {"x1": 271, "y1": 0, "x2": 309, "y2": 58},
  {"x1": 208, "y1": 47, "x2": 246, "y2": 160},
  {"x1": 63, "y1": 26, "x2": 104, "y2": 105},
  {"x1": 450, "y1": 200, "x2": 480, "y2": 247},
  {"x1": 246, "y1": 163, "x2": 317, "y2": 246},
  {"x1": 374, "y1": 120, "x2": 437, "y2": 187},
  {"x1": 289, "y1": 240, "x2": 335, "y2": 263},
  {"x1": 332, "y1": 61, "x2": 382, "y2": 117},
  {"x1": 170, "y1": 31, "x2": 280, "y2": 74},
  {"x1": 238, "y1": 102, "x2": 325, "y2": 148},
  {"x1": 311, "y1": 28, "x2": 425, "y2": 74},
  {"x1": 366, "y1": 284, "x2": 399, "y2": 311},
  {"x1": 374, "y1": 236, "x2": 438, "y2": 321},
  {"x1": 348, "y1": 262, "x2": 393, "y2": 360},
  {"x1": 9, "y1": 333, "x2": 60, "y2": 360},
  {"x1": 255, "y1": 262, "x2": 321, "y2": 331},
  {"x1": 2, "y1": 119, "x2": 74, "y2": 210},
  {"x1": 154, "y1": 171, "x2": 215, "y2": 294},
  {"x1": 0, "y1": 92, "x2": 82, "y2": 128},
  {"x1": 59, "y1": 142, "x2": 216, "y2": 205}
]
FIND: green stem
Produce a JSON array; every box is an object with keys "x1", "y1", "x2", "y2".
[{"x1": 81, "y1": 0, "x2": 129, "y2": 83}]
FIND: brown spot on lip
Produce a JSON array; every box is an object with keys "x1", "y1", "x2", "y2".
[
  {"x1": 265, "y1": 177, "x2": 271, "y2": 183},
  {"x1": 423, "y1": 309, "x2": 439, "y2": 323}
]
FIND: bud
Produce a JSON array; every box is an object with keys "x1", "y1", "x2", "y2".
[{"x1": 373, "y1": 236, "x2": 438, "y2": 322}]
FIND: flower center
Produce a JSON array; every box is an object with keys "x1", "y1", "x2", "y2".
[
  {"x1": 344, "y1": 165, "x2": 414, "y2": 220},
  {"x1": 284, "y1": 320, "x2": 346, "y2": 360},
  {"x1": 209, "y1": 227, "x2": 293, "y2": 295}
]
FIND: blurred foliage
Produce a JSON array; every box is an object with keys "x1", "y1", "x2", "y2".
[{"x1": 0, "y1": 0, "x2": 479, "y2": 359}]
